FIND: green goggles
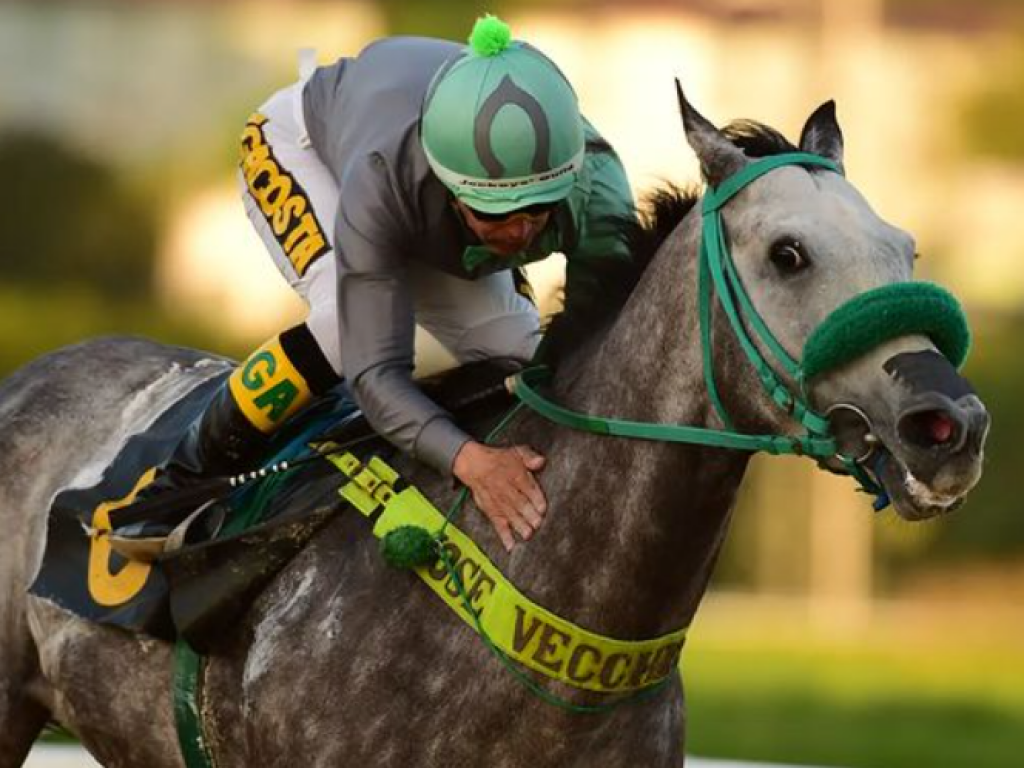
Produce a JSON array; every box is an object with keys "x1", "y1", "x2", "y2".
[{"x1": 463, "y1": 200, "x2": 560, "y2": 223}]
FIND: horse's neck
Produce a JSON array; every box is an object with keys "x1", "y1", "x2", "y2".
[{"x1": 507, "y1": 219, "x2": 751, "y2": 640}]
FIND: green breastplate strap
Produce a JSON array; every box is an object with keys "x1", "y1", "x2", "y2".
[{"x1": 172, "y1": 446, "x2": 690, "y2": 768}]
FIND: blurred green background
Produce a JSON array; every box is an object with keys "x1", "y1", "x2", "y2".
[{"x1": 4, "y1": 1, "x2": 1022, "y2": 766}]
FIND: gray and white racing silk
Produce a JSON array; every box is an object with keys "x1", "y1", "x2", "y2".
[{"x1": 243, "y1": 36, "x2": 635, "y2": 475}]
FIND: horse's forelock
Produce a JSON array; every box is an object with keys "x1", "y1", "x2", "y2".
[{"x1": 720, "y1": 120, "x2": 798, "y2": 158}]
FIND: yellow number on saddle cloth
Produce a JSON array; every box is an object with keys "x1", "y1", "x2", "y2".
[{"x1": 87, "y1": 469, "x2": 157, "y2": 607}]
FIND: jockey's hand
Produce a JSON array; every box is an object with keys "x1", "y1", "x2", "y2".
[{"x1": 452, "y1": 441, "x2": 547, "y2": 552}]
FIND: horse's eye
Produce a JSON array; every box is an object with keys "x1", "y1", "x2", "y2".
[{"x1": 769, "y1": 238, "x2": 808, "y2": 275}]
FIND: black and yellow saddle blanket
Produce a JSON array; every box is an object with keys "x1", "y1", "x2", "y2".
[{"x1": 29, "y1": 360, "x2": 519, "y2": 649}]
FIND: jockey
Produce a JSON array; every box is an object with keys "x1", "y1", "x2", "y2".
[{"x1": 118, "y1": 16, "x2": 635, "y2": 552}]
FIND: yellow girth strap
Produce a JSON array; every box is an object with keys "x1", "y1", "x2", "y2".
[{"x1": 325, "y1": 452, "x2": 687, "y2": 695}]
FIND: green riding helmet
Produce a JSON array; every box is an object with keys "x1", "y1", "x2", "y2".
[{"x1": 421, "y1": 15, "x2": 586, "y2": 214}]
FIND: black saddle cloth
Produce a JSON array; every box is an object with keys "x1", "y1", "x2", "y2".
[{"x1": 29, "y1": 358, "x2": 522, "y2": 649}]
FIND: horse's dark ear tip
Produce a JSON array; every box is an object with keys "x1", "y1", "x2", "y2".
[
  {"x1": 674, "y1": 79, "x2": 689, "y2": 122},
  {"x1": 675, "y1": 79, "x2": 696, "y2": 122}
]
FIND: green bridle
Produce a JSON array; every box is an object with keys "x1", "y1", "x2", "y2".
[{"x1": 513, "y1": 152, "x2": 971, "y2": 506}]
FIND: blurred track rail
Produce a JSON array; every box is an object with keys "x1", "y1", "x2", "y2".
[{"x1": 26, "y1": 744, "x2": 828, "y2": 768}]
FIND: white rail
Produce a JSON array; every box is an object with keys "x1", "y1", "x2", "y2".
[{"x1": 26, "y1": 744, "x2": 827, "y2": 768}]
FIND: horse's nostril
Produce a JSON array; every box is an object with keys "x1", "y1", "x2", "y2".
[{"x1": 899, "y1": 408, "x2": 961, "y2": 450}]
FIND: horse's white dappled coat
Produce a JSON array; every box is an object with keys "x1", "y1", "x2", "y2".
[{"x1": 0, "y1": 90, "x2": 988, "y2": 767}]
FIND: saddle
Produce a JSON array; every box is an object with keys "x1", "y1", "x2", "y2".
[{"x1": 29, "y1": 358, "x2": 522, "y2": 650}]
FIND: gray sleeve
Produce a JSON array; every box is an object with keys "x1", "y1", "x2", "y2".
[{"x1": 335, "y1": 156, "x2": 471, "y2": 475}]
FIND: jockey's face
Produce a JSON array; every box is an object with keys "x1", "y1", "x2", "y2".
[{"x1": 456, "y1": 200, "x2": 552, "y2": 257}]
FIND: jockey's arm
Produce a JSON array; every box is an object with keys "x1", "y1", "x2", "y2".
[
  {"x1": 335, "y1": 175, "x2": 546, "y2": 551},
  {"x1": 335, "y1": 199, "x2": 468, "y2": 474}
]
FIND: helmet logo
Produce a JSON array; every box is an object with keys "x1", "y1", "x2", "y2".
[{"x1": 474, "y1": 76, "x2": 551, "y2": 178}]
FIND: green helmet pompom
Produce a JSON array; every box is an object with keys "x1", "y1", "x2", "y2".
[
  {"x1": 469, "y1": 14, "x2": 512, "y2": 57},
  {"x1": 380, "y1": 525, "x2": 440, "y2": 570}
]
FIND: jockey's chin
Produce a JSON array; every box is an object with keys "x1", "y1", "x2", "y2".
[{"x1": 483, "y1": 234, "x2": 537, "y2": 257}]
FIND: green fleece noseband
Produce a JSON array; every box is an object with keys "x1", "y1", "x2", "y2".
[{"x1": 802, "y1": 282, "x2": 970, "y2": 381}]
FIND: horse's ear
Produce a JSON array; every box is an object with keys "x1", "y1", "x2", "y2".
[
  {"x1": 799, "y1": 100, "x2": 845, "y2": 172},
  {"x1": 675, "y1": 79, "x2": 747, "y2": 187}
]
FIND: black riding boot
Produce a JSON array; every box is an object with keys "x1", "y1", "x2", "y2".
[
  {"x1": 109, "y1": 326, "x2": 340, "y2": 559},
  {"x1": 110, "y1": 381, "x2": 272, "y2": 546}
]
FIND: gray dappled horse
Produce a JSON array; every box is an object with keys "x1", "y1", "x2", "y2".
[{"x1": 0, "y1": 91, "x2": 989, "y2": 767}]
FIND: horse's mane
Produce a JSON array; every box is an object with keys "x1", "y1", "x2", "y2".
[{"x1": 540, "y1": 120, "x2": 799, "y2": 366}]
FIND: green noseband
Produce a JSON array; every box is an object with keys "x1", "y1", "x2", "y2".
[{"x1": 802, "y1": 282, "x2": 971, "y2": 380}]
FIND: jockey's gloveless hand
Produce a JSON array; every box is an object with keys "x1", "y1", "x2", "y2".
[{"x1": 452, "y1": 442, "x2": 548, "y2": 552}]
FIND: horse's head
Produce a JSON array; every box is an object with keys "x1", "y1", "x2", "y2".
[{"x1": 678, "y1": 85, "x2": 989, "y2": 521}]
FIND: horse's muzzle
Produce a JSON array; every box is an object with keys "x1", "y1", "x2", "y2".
[{"x1": 894, "y1": 391, "x2": 990, "y2": 494}]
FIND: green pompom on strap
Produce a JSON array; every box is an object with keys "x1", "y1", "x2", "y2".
[
  {"x1": 382, "y1": 403, "x2": 526, "y2": 571},
  {"x1": 802, "y1": 282, "x2": 971, "y2": 381},
  {"x1": 380, "y1": 525, "x2": 440, "y2": 569},
  {"x1": 468, "y1": 14, "x2": 512, "y2": 57}
]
